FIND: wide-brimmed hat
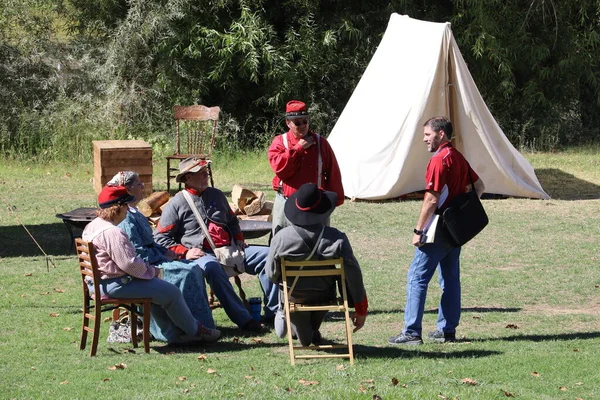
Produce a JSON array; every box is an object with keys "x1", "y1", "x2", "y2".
[
  {"x1": 284, "y1": 183, "x2": 337, "y2": 226},
  {"x1": 175, "y1": 156, "x2": 211, "y2": 183},
  {"x1": 285, "y1": 100, "x2": 309, "y2": 119},
  {"x1": 98, "y1": 185, "x2": 135, "y2": 209}
]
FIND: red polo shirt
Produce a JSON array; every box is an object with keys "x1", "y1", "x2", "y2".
[{"x1": 425, "y1": 142, "x2": 479, "y2": 209}]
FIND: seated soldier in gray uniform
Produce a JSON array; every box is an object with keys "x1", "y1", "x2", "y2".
[{"x1": 265, "y1": 183, "x2": 369, "y2": 346}]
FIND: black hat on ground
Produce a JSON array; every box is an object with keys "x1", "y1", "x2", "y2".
[{"x1": 284, "y1": 183, "x2": 337, "y2": 226}]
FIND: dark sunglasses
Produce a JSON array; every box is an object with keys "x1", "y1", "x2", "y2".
[{"x1": 292, "y1": 119, "x2": 308, "y2": 127}]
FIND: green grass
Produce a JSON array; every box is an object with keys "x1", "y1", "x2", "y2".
[{"x1": 1, "y1": 148, "x2": 599, "y2": 399}]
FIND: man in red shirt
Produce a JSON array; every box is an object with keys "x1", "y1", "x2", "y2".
[
  {"x1": 268, "y1": 100, "x2": 344, "y2": 235},
  {"x1": 388, "y1": 116, "x2": 485, "y2": 345}
]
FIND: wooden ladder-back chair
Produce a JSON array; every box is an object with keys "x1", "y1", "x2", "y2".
[
  {"x1": 75, "y1": 238, "x2": 151, "y2": 356},
  {"x1": 166, "y1": 105, "x2": 220, "y2": 192},
  {"x1": 280, "y1": 257, "x2": 354, "y2": 365}
]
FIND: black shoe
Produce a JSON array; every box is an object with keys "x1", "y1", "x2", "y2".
[
  {"x1": 242, "y1": 319, "x2": 268, "y2": 333},
  {"x1": 311, "y1": 330, "x2": 322, "y2": 345},
  {"x1": 261, "y1": 314, "x2": 275, "y2": 326},
  {"x1": 388, "y1": 333, "x2": 423, "y2": 345},
  {"x1": 428, "y1": 330, "x2": 456, "y2": 343}
]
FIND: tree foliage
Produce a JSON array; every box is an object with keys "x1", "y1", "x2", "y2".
[{"x1": 2, "y1": 0, "x2": 600, "y2": 160}]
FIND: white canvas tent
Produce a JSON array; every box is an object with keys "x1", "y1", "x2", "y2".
[{"x1": 328, "y1": 14, "x2": 549, "y2": 200}]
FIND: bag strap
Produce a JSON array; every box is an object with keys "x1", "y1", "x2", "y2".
[
  {"x1": 288, "y1": 226, "x2": 325, "y2": 295},
  {"x1": 182, "y1": 190, "x2": 217, "y2": 252}
]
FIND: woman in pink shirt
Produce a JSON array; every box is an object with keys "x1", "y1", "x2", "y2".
[{"x1": 82, "y1": 185, "x2": 220, "y2": 344}]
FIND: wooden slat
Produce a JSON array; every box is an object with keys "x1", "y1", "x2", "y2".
[
  {"x1": 285, "y1": 269, "x2": 341, "y2": 277},
  {"x1": 174, "y1": 105, "x2": 220, "y2": 121}
]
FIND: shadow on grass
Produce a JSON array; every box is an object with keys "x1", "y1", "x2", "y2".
[
  {"x1": 354, "y1": 345, "x2": 502, "y2": 360},
  {"x1": 535, "y1": 168, "x2": 600, "y2": 200},
  {"x1": 327, "y1": 307, "x2": 522, "y2": 319},
  {"x1": 479, "y1": 331, "x2": 600, "y2": 343},
  {"x1": 0, "y1": 223, "x2": 74, "y2": 258}
]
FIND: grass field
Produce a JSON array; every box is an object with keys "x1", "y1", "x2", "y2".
[{"x1": 1, "y1": 148, "x2": 599, "y2": 399}]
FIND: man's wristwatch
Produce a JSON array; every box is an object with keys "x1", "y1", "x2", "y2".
[{"x1": 414, "y1": 228, "x2": 424, "y2": 235}]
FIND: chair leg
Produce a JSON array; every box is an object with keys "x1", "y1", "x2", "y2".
[
  {"x1": 80, "y1": 299, "x2": 89, "y2": 351},
  {"x1": 282, "y1": 286, "x2": 296, "y2": 365},
  {"x1": 208, "y1": 164, "x2": 215, "y2": 187},
  {"x1": 90, "y1": 310, "x2": 101, "y2": 357},
  {"x1": 166, "y1": 158, "x2": 171, "y2": 193},
  {"x1": 130, "y1": 306, "x2": 139, "y2": 348},
  {"x1": 343, "y1": 306, "x2": 355, "y2": 366},
  {"x1": 143, "y1": 301, "x2": 151, "y2": 353}
]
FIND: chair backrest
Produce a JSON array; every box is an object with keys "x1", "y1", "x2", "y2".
[
  {"x1": 280, "y1": 257, "x2": 346, "y2": 303},
  {"x1": 173, "y1": 105, "x2": 221, "y2": 157},
  {"x1": 75, "y1": 238, "x2": 102, "y2": 302}
]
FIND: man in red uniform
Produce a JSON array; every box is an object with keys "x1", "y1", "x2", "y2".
[
  {"x1": 268, "y1": 100, "x2": 344, "y2": 235},
  {"x1": 388, "y1": 116, "x2": 485, "y2": 345}
]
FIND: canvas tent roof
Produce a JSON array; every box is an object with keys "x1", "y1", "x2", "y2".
[{"x1": 328, "y1": 14, "x2": 549, "y2": 200}]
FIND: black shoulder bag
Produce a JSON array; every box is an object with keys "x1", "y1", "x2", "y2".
[{"x1": 441, "y1": 168, "x2": 488, "y2": 247}]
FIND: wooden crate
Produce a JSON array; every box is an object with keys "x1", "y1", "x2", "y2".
[{"x1": 93, "y1": 140, "x2": 153, "y2": 196}]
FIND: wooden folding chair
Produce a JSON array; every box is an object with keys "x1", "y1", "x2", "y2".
[
  {"x1": 280, "y1": 257, "x2": 354, "y2": 365},
  {"x1": 166, "y1": 105, "x2": 220, "y2": 192},
  {"x1": 75, "y1": 238, "x2": 151, "y2": 356}
]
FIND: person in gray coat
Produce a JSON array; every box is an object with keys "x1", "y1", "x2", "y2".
[{"x1": 266, "y1": 183, "x2": 369, "y2": 346}]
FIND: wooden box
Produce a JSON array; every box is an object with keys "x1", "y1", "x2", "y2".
[{"x1": 93, "y1": 140, "x2": 153, "y2": 196}]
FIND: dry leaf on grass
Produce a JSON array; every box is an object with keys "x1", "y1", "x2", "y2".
[
  {"x1": 362, "y1": 379, "x2": 374, "y2": 383},
  {"x1": 575, "y1": 382, "x2": 583, "y2": 386},
  {"x1": 573, "y1": 348, "x2": 580, "y2": 352},
  {"x1": 40, "y1": 291, "x2": 50, "y2": 295},
  {"x1": 54, "y1": 288, "x2": 65, "y2": 293},
  {"x1": 285, "y1": 387, "x2": 294, "y2": 392},
  {"x1": 503, "y1": 390, "x2": 515, "y2": 397},
  {"x1": 24, "y1": 273, "x2": 33, "y2": 277},
  {"x1": 438, "y1": 394, "x2": 449, "y2": 399},
  {"x1": 102, "y1": 378, "x2": 111, "y2": 382},
  {"x1": 358, "y1": 385, "x2": 368, "y2": 393},
  {"x1": 232, "y1": 337, "x2": 240, "y2": 343},
  {"x1": 107, "y1": 363, "x2": 127, "y2": 370},
  {"x1": 505, "y1": 324, "x2": 519, "y2": 329},
  {"x1": 197, "y1": 354, "x2": 207, "y2": 361},
  {"x1": 49, "y1": 313, "x2": 60, "y2": 317},
  {"x1": 251, "y1": 338, "x2": 263, "y2": 344},
  {"x1": 206, "y1": 368, "x2": 217, "y2": 374},
  {"x1": 391, "y1": 377, "x2": 399, "y2": 386},
  {"x1": 298, "y1": 379, "x2": 320, "y2": 386},
  {"x1": 31, "y1": 367, "x2": 36, "y2": 370},
  {"x1": 178, "y1": 376, "x2": 187, "y2": 381},
  {"x1": 372, "y1": 395, "x2": 382, "y2": 400},
  {"x1": 462, "y1": 378, "x2": 477, "y2": 386},
  {"x1": 336, "y1": 364, "x2": 346, "y2": 371},
  {"x1": 183, "y1": 389, "x2": 190, "y2": 394},
  {"x1": 558, "y1": 386, "x2": 568, "y2": 391},
  {"x1": 531, "y1": 371, "x2": 540, "y2": 377},
  {"x1": 60, "y1": 380, "x2": 69, "y2": 385},
  {"x1": 244, "y1": 375, "x2": 253, "y2": 379}
]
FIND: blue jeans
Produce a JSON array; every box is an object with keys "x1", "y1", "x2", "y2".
[
  {"x1": 197, "y1": 245, "x2": 279, "y2": 327},
  {"x1": 100, "y1": 276, "x2": 198, "y2": 340},
  {"x1": 403, "y1": 237, "x2": 461, "y2": 337}
]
